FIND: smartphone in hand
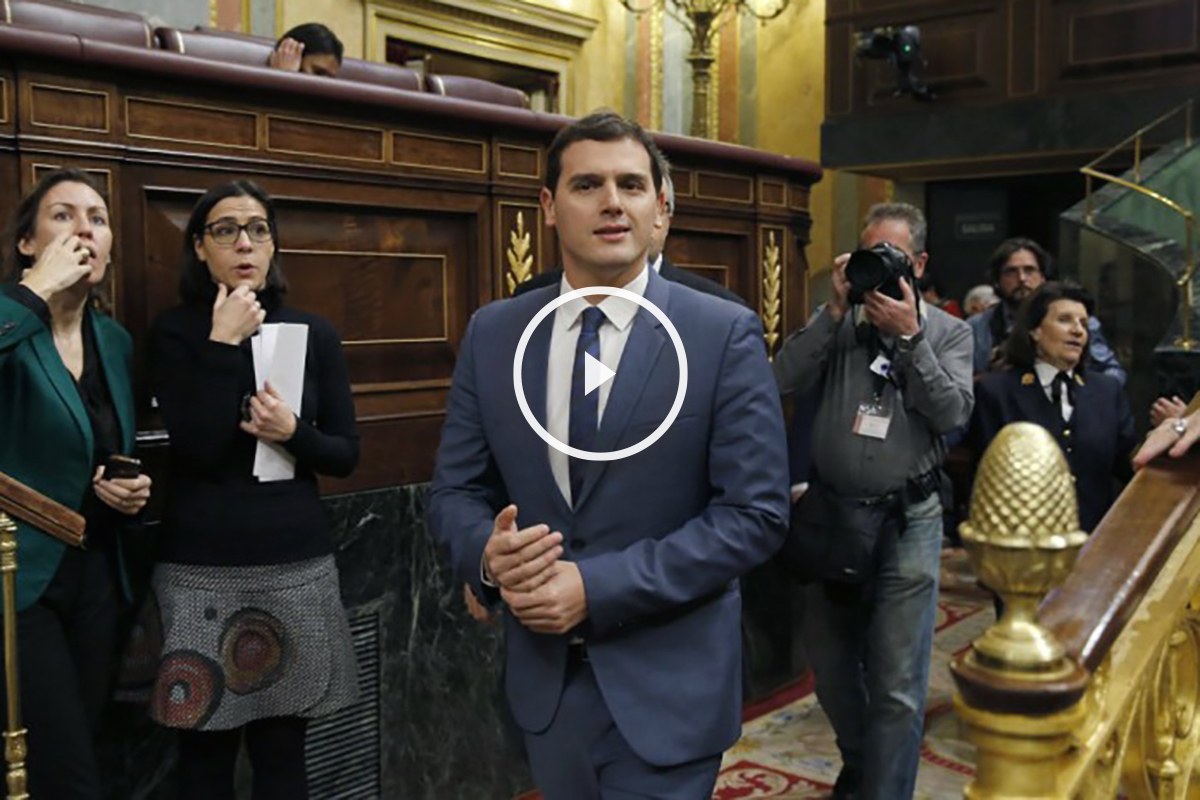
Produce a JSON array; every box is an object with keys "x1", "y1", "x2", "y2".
[{"x1": 103, "y1": 454, "x2": 142, "y2": 481}]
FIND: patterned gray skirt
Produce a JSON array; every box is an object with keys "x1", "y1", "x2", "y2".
[{"x1": 124, "y1": 555, "x2": 359, "y2": 731}]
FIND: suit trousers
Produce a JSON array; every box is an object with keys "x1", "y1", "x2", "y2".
[
  {"x1": 0, "y1": 540, "x2": 121, "y2": 800},
  {"x1": 803, "y1": 494, "x2": 943, "y2": 800},
  {"x1": 524, "y1": 655, "x2": 722, "y2": 800}
]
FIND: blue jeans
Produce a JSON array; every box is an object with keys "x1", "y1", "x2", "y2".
[{"x1": 804, "y1": 494, "x2": 942, "y2": 800}]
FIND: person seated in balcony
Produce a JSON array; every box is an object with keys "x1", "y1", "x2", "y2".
[
  {"x1": 269, "y1": 23, "x2": 343, "y2": 77},
  {"x1": 0, "y1": 167, "x2": 152, "y2": 798},
  {"x1": 969, "y1": 237, "x2": 1126, "y2": 384},
  {"x1": 970, "y1": 281, "x2": 1136, "y2": 533}
]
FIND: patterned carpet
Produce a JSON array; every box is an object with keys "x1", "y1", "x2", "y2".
[
  {"x1": 713, "y1": 549, "x2": 991, "y2": 799},
  {"x1": 518, "y1": 550, "x2": 991, "y2": 800}
]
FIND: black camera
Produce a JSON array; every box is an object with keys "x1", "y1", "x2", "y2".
[
  {"x1": 853, "y1": 25, "x2": 934, "y2": 101},
  {"x1": 845, "y1": 241, "x2": 914, "y2": 304}
]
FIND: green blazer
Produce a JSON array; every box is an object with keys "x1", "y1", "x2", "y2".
[{"x1": 0, "y1": 286, "x2": 137, "y2": 610}]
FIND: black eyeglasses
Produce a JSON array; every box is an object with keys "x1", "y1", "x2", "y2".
[{"x1": 205, "y1": 218, "x2": 273, "y2": 246}]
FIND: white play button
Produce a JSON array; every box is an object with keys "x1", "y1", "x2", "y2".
[{"x1": 583, "y1": 352, "x2": 616, "y2": 396}]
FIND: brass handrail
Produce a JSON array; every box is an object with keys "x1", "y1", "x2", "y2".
[
  {"x1": 1081, "y1": 100, "x2": 1197, "y2": 349},
  {"x1": 0, "y1": 514, "x2": 26, "y2": 800}
]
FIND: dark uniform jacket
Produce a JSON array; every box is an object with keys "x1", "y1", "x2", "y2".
[{"x1": 970, "y1": 366, "x2": 1136, "y2": 532}]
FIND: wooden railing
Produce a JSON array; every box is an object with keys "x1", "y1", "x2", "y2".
[{"x1": 0, "y1": 473, "x2": 85, "y2": 800}]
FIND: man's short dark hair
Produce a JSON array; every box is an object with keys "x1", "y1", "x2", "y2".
[
  {"x1": 988, "y1": 237, "x2": 1053, "y2": 285},
  {"x1": 1004, "y1": 280, "x2": 1094, "y2": 369},
  {"x1": 544, "y1": 111, "x2": 664, "y2": 196},
  {"x1": 278, "y1": 23, "x2": 343, "y2": 64}
]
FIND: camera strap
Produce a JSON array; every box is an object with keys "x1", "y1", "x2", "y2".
[{"x1": 866, "y1": 328, "x2": 904, "y2": 399}]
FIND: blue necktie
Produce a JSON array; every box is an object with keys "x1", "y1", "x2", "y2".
[{"x1": 568, "y1": 306, "x2": 606, "y2": 505}]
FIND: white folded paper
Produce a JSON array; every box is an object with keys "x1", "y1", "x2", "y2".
[{"x1": 250, "y1": 323, "x2": 308, "y2": 481}]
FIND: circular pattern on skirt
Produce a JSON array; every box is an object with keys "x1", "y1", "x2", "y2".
[
  {"x1": 219, "y1": 608, "x2": 290, "y2": 695},
  {"x1": 152, "y1": 650, "x2": 224, "y2": 729}
]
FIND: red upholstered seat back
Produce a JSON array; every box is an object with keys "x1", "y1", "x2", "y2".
[
  {"x1": 337, "y1": 58, "x2": 422, "y2": 92},
  {"x1": 8, "y1": 0, "x2": 152, "y2": 48},
  {"x1": 424, "y1": 74, "x2": 530, "y2": 109},
  {"x1": 153, "y1": 27, "x2": 273, "y2": 67},
  {"x1": 154, "y1": 27, "x2": 423, "y2": 92}
]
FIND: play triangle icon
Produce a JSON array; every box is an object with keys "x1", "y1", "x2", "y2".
[{"x1": 584, "y1": 352, "x2": 616, "y2": 396}]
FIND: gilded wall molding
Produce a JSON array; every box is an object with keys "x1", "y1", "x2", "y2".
[
  {"x1": 505, "y1": 211, "x2": 534, "y2": 297},
  {"x1": 761, "y1": 228, "x2": 783, "y2": 358},
  {"x1": 365, "y1": 0, "x2": 597, "y2": 115}
]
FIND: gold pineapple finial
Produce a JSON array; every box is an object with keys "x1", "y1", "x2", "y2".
[{"x1": 960, "y1": 422, "x2": 1087, "y2": 676}]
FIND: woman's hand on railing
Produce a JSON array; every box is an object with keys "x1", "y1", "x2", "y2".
[
  {"x1": 92, "y1": 467, "x2": 151, "y2": 516},
  {"x1": 1133, "y1": 412, "x2": 1200, "y2": 468},
  {"x1": 1150, "y1": 395, "x2": 1187, "y2": 427}
]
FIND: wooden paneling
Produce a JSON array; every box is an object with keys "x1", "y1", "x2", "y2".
[
  {"x1": 861, "y1": 8, "x2": 1004, "y2": 110},
  {"x1": 1068, "y1": 0, "x2": 1197, "y2": 65},
  {"x1": 267, "y1": 116, "x2": 385, "y2": 163},
  {"x1": 673, "y1": 168, "x2": 694, "y2": 197},
  {"x1": 391, "y1": 130, "x2": 487, "y2": 174},
  {"x1": 284, "y1": 251, "x2": 448, "y2": 342},
  {"x1": 1044, "y1": 0, "x2": 1200, "y2": 89},
  {"x1": 495, "y1": 142, "x2": 542, "y2": 181},
  {"x1": 126, "y1": 97, "x2": 257, "y2": 149},
  {"x1": 27, "y1": 82, "x2": 109, "y2": 133},
  {"x1": 827, "y1": 21, "x2": 854, "y2": 116},
  {"x1": 759, "y1": 177, "x2": 787, "y2": 208},
  {"x1": 666, "y1": 224, "x2": 753, "y2": 298},
  {"x1": 677, "y1": 263, "x2": 730, "y2": 287},
  {"x1": 830, "y1": 0, "x2": 1200, "y2": 120},
  {"x1": 1008, "y1": 0, "x2": 1039, "y2": 96},
  {"x1": 695, "y1": 171, "x2": 753, "y2": 204}
]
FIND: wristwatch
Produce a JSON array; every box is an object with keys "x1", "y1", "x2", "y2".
[{"x1": 896, "y1": 329, "x2": 925, "y2": 353}]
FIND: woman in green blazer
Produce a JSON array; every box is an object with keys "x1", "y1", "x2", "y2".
[{"x1": 0, "y1": 168, "x2": 151, "y2": 799}]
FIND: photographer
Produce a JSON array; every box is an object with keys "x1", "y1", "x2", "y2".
[{"x1": 773, "y1": 203, "x2": 972, "y2": 800}]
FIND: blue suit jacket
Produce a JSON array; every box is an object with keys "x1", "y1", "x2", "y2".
[
  {"x1": 969, "y1": 367, "x2": 1136, "y2": 532},
  {"x1": 428, "y1": 269, "x2": 789, "y2": 766}
]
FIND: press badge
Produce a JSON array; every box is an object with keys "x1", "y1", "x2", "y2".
[
  {"x1": 869, "y1": 354, "x2": 891, "y2": 379},
  {"x1": 853, "y1": 399, "x2": 892, "y2": 440}
]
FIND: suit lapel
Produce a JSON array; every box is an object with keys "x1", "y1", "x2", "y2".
[
  {"x1": 521, "y1": 308, "x2": 572, "y2": 519},
  {"x1": 92, "y1": 313, "x2": 135, "y2": 452},
  {"x1": 30, "y1": 325, "x2": 93, "y2": 456},
  {"x1": 573, "y1": 272, "x2": 670, "y2": 511}
]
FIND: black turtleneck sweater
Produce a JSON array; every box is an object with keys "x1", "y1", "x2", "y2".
[{"x1": 149, "y1": 298, "x2": 358, "y2": 566}]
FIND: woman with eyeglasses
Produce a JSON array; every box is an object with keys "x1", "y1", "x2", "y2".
[
  {"x1": 0, "y1": 168, "x2": 152, "y2": 798},
  {"x1": 144, "y1": 181, "x2": 359, "y2": 799}
]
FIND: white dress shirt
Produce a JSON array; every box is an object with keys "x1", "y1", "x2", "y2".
[
  {"x1": 1034, "y1": 360, "x2": 1075, "y2": 423},
  {"x1": 547, "y1": 267, "x2": 649, "y2": 504}
]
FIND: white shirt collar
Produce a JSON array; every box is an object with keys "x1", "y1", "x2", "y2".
[
  {"x1": 556, "y1": 265, "x2": 649, "y2": 335},
  {"x1": 1034, "y1": 359, "x2": 1073, "y2": 387},
  {"x1": 650, "y1": 253, "x2": 663, "y2": 273}
]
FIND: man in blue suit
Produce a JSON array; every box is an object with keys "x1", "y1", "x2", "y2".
[{"x1": 428, "y1": 111, "x2": 789, "y2": 798}]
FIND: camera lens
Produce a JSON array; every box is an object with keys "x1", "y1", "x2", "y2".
[{"x1": 846, "y1": 249, "x2": 889, "y2": 293}]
